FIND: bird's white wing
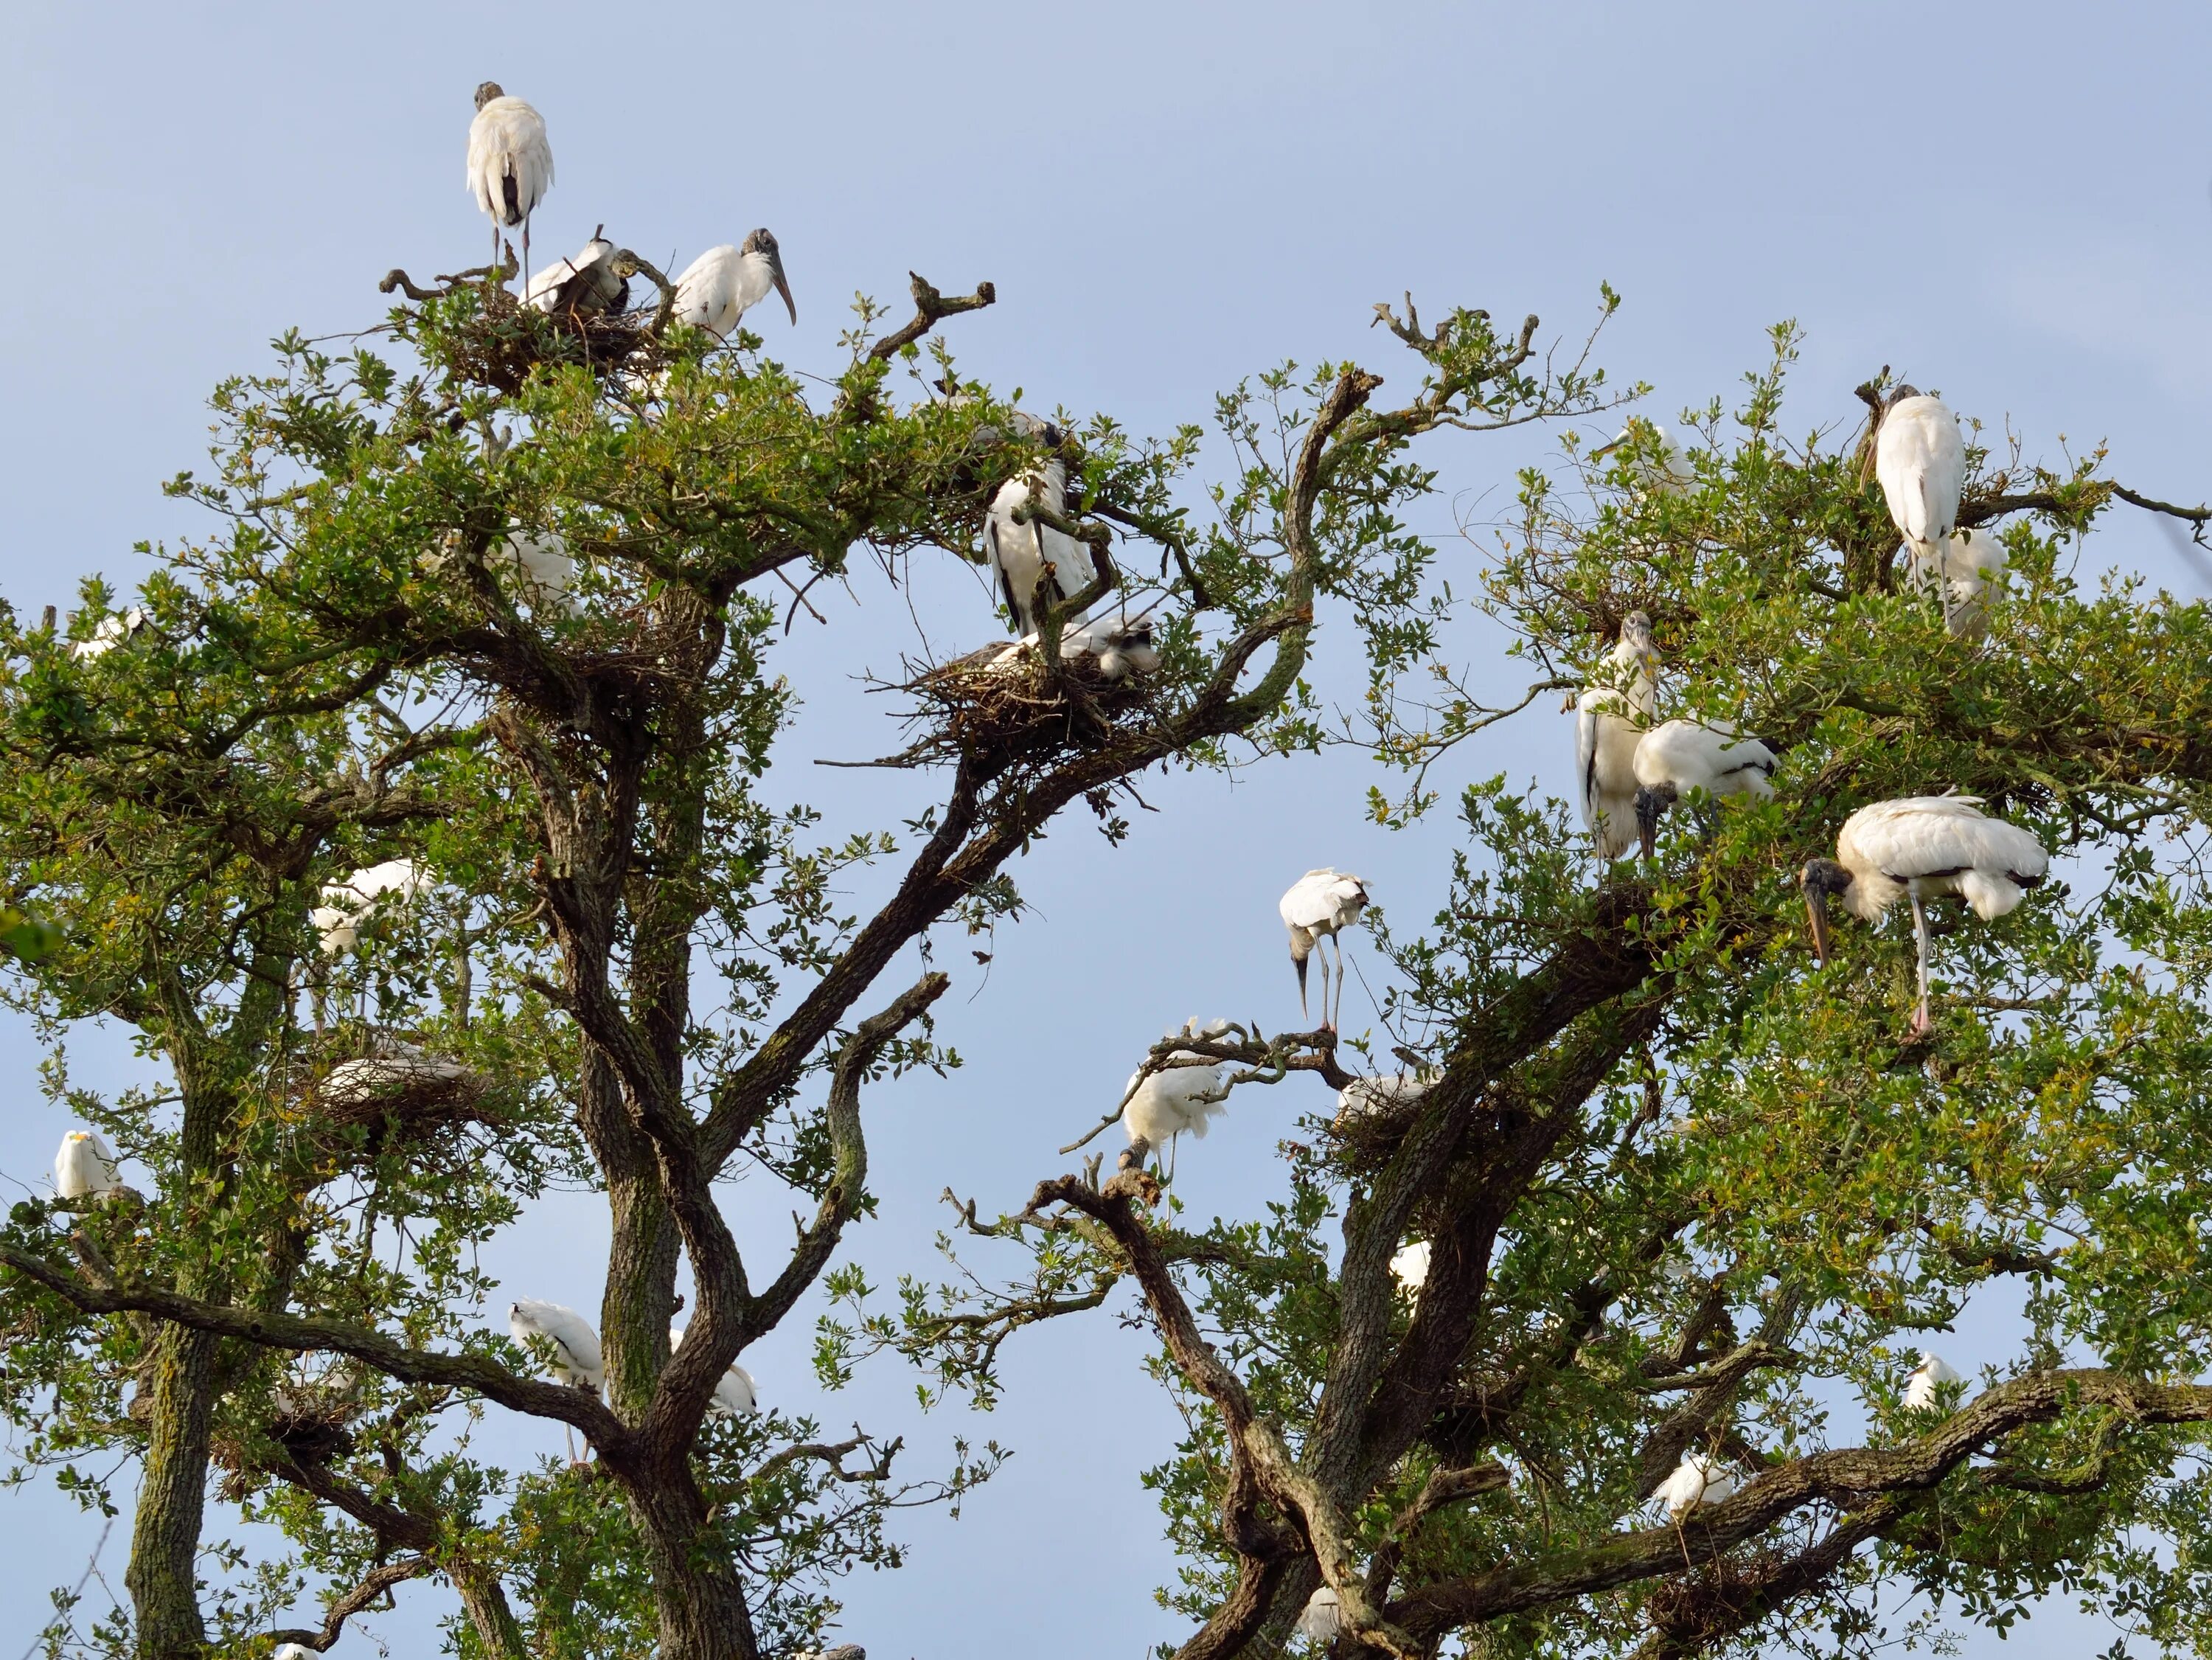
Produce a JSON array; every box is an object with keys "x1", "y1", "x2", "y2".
[
  {"x1": 1280, "y1": 870, "x2": 1365, "y2": 931},
  {"x1": 674, "y1": 246, "x2": 739, "y2": 336},
  {"x1": 1846, "y1": 799, "x2": 2047, "y2": 883},
  {"x1": 1574, "y1": 700, "x2": 1605, "y2": 833}
]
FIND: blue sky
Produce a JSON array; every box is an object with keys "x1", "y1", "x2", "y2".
[{"x1": 2, "y1": 2, "x2": 2207, "y2": 1653}]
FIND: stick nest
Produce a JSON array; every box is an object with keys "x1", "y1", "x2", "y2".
[
  {"x1": 897, "y1": 645, "x2": 1158, "y2": 767},
  {"x1": 447, "y1": 286, "x2": 670, "y2": 397},
  {"x1": 287, "y1": 1032, "x2": 512, "y2": 1160}
]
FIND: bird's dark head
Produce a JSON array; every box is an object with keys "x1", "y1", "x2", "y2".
[
  {"x1": 1888, "y1": 383, "x2": 1921, "y2": 406},
  {"x1": 1633, "y1": 783, "x2": 1677, "y2": 861},
  {"x1": 741, "y1": 228, "x2": 796, "y2": 325},
  {"x1": 474, "y1": 82, "x2": 505, "y2": 111},
  {"x1": 1800, "y1": 858, "x2": 1853, "y2": 964}
]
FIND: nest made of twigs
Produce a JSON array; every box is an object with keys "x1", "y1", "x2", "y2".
[
  {"x1": 288, "y1": 1033, "x2": 512, "y2": 1161},
  {"x1": 1642, "y1": 1546, "x2": 1789, "y2": 1639},
  {"x1": 1328, "y1": 1074, "x2": 1435, "y2": 1173},
  {"x1": 902, "y1": 645, "x2": 1157, "y2": 765},
  {"x1": 214, "y1": 1403, "x2": 357, "y2": 1497},
  {"x1": 445, "y1": 285, "x2": 666, "y2": 397}
]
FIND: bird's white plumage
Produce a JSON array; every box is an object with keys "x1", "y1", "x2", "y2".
[
  {"x1": 465, "y1": 95, "x2": 553, "y2": 229},
  {"x1": 673, "y1": 243, "x2": 791, "y2": 338},
  {"x1": 69, "y1": 607, "x2": 147, "y2": 661},
  {"x1": 1606, "y1": 416, "x2": 1695, "y2": 498},
  {"x1": 273, "y1": 1646, "x2": 313, "y2": 1660},
  {"x1": 1390, "y1": 1240, "x2": 1431, "y2": 1293},
  {"x1": 670, "y1": 1325, "x2": 760, "y2": 1415},
  {"x1": 1874, "y1": 392, "x2": 1966, "y2": 566},
  {"x1": 1280, "y1": 869, "x2": 1369, "y2": 939},
  {"x1": 1123, "y1": 1051, "x2": 1231, "y2": 1150},
  {"x1": 525, "y1": 237, "x2": 614, "y2": 311},
  {"x1": 984, "y1": 611, "x2": 1161, "y2": 681},
  {"x1": 321, "y1": 1050, "x2": 471, "y2": 1107},
  {"x1": 1574, "y1": 617, "x2": 1659, "y2": 859},
  {"x1": 1903, "y1": 1350, "x2": 1963, "y2": 1410},
  {"x1": 1656, "y1": 1454, "x2": 1737, "y2": 1520},
  {"x1": 1832, "y1": 797, "x2": 2048, "y2": 924},
  {"x1": 1631, "y1": 720, "x2": 1777, "y2": 801},
  {"x1": 493, "y1": 529, "x2": 575, "y2": 608},
  {"x1": 1295, "y1": 1586, "x2": 1342, "y2": 1643},
  {"x1": 509, "y1": 1299, "x2": 603, "y2": 1389},
  {"x1": 54, "y1": 1130, "x2": 120, "y2": 1200},
  {"x1": 1337, "y1": 1072, "x2": 1431, "y2": 1119},
  {"x1": 1903, "y1": 527, "x2": 2009, "y2": 640},
  {"x1": 315, "y1": 858, "x2": 432, "y2": 956},
  {"x1": 985, "y1": 459, "x2": 1094, "y2": 636}
]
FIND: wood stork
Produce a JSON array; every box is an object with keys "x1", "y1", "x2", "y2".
[
  {"x1": 509, "y1": 1299, "x2": 603, "y2": 1390},
  {"x1": 669, "y1": 1325, "x2": 759, "y2": 1416},
  {"x1": 1574, "y1": 612, "x2": 1660, "y2": 860},
  {"x1": 1123, "y1": 1049, "x2": 1230, "y2": 1177},
  {"x1": 69, "y1": 605, "x2": 147, "y2": 661},
  {"x1": 273, "y1": 1646, "x2": 312, "y2": 1660},
  {"x1": 313, "y1": 858, "x2": 431, "y2": 956},
  {"x1": 1801, "y1": 796, "x2": 2050, "y2": 1034},
  {"x1": 1389, "y1": 1240, "x2": 1431, "y2": 1295},
  {"x1": 524, "y1": 233, "x2": 624, "y2": 317},
  {"x1": 1595, "y1": 415, "x2": 1694, "y2": 498},
  {"x1": 672, "y1": 231, "x2": 797, "y2": 339},
  {"x1": 1903, "y1": 527, "x2": 2009, "y2": 640},
  {"x1": 1874, "y1": 387, "x2": 1965, "y2": 582},
  {"x1": 1337, "y1": 1071, "x2": 1432, "y2": 1119},
  {"x1": 984, "y1": 446, "x2": 1096, "y2": 637},
  {"x1": 54, "y1": 1130, "x2": 121, "y2": 1201},
  {"x1": 492, "y1": 529, "x2": 575, "y2": 611},
  {"x1": 984, "y1": 611, "x2": 1159, "y2": 681},
  {"x1": 1630, "y1": 720, "x2": 1778, "y2": 857},
  {"x1": 1280, "y1": 869, "x2": 1371, "y2": 1031},
  {"x1": 1657, "y1": 1453, "x2": 1737, "y2": 1520},
  {"x1": 466, "y1": 83, "x2": 553, "y2": 279},
  {"x1": 1295, "y1": 1586, "x2": 1342, "y2": 1644},
  {"x1": 1903, "y1": 1350, "x2": 1963, "y2": 1410}
]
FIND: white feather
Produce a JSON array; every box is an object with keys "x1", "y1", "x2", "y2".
[
  {"x1": 1832, "y1": 797, "x2": 2049, "y2": 923},
  {"x1": 1337, "y1": 1072, "x2": 1430, "y2": 1119},
  {"x1": 1295, "y1": 1586, "x2": 1342, "y2": 1643},
  {"x1": 985, "y1": 459, "x2": 1093, "y2": 636},
  {"x1": 1280, "y1": 869, "x2": 1370, "y2": 941},
  {"x1": 1574, "y1": 617, "x2": 1659, "y2": 858},
  {"x1": 69, "y1": 607, "x2": 146, "y2": 661},
  {"x1": 1903, "y1": 1350, "x2": 1964, "y2": 1410},
  {"x1": 316, "y1": 858, "x2": 433, "y2": 956},
  {"x1": 1608, "y1": 417, "x2": 1695, "y2": 498},
  {"x1": 54, "y1": 1130, "x2": 121, "y2": 1200},
  {"x1": 1124, "y1": 1052, "x2": 1230, "y2": 1149},
  {"x1": 673, "y1": 245, "x2": 778, "y2": 339},
  {"x1": 669, "y1": 1325, "x2": 760, "y2": 1415},
  {"x1": 1874, "y1": 393, "x2": 1966, "y2": 566},
  {"x1": 524, "y1": 237, "x2": 614, "y2": 312},
  {"x1": 1632, "y1": 720, "x2": 1777, "y2": 800},
  {"x1": 465, "y1": 95, "x2": 553, "y2": 229},
  {"x1": 1655, "y1": 1453, "x2": 1737, "y2": 1520},
  {"x1": 1390, "y1": 1240, "x2": 1431, "y2": 1293},
  {"x1": 1903, "y1": 527, "x2": 2009, "y2": 640},
  {"x1": 509, "y1": 1299, "x2": 603, "y2": 1389}
]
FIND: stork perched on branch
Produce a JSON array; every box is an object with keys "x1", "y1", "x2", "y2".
[
  {"x1": 1874, "y1": 386, "x2": 1965, "y2": 585},
  {"x1": 466, "y1": 82, "x2": 552, "y2": 281},
  {"x1": 1630, "y1": 719, "x2": 1778, "y2": 856},
  {"x1": 1280, "y1": 869, "x2": 1370, "y2": 1030},
  {"x1": 1573, "y1": 611, "x2": 1659, "y2": 859},
  {"x1": 672, "y1": 231, "x2": 797, "y2": 339}
]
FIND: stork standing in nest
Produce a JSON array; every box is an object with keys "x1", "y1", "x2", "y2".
[{"x1": 672, "y1": 231, "x2": 798, "y2": 339}]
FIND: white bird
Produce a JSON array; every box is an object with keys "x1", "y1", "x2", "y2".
[
  {"x1": 672, "y1": 232, "x2": 797, "y2": 339},
  {"x1": 465, "y1": 83, "x2": 554, "y2": 279},
  {"x1": 1280, "y1": 869, "x2": 1371, "y2": 1032},
  {"x1": 1295, "y1": 1586, "x2": 1341, "y2": 1644},
  {"x1": 1336, "y1": 1072, "x2": 1432, "y2": 1120},
  {"x1": 1903, "y1": 1350, "x2": 1963, "y2": 1411},
  {"x1": 490, "y1": 529, "x2": 575, "y2": 609},
  {"x1": 1656, "y1": 1453, "x2": 1738, "y2": 1521},
  {"x1": 69, "y1": 606, "x2": 147, "y2": 661},
  {"x1": 54, "y1": 1130, "x2": 121, "y2": 1201},
  {"x1": 1596, "y1": 415, "x2": 1694, "y2": 498},
  {"x1": 524, "y1": 234, "x2": 617, "y2": 314},
  {"x1": 984, "y1": 449, "x2": 1095, "y2": 636},
  {"x1": 1903, "y1": 527, "x2": 2009, "y2": 640},
  {"x1": 1801, "y1": 796, "x2": 2050, "y2": 1034},
  {"x1": 1874, "y1": 387, "x2": 1966, "y2": 583},
  {"x1": 1389, "y1": 1240, "x2": 1431, "y2": 1295},
  {"x1": 1573, "y1": 612, "x2": 1660, "y2": 860},
  {"x1": 313, "y1": 858, "x2": 432, "y2": 956},
  {"x1": 273, "y1": 1646, "x2": 313, "y2": 1660},
  {"x1": 1123, "y1": 1049, "x2": 1230, "y2": 1175},
  {"x1": 669, "y1": 1325, "x2": 759, "y2": 1416},
  {"x1": 1630, "y1": 720, "x2": 1779, "y2": 856},
  {"x1": 985, "y1": 611, "x2": 1160, "y2": 682},
  {"x1": 508, "y1": 1299, "x2": 603, "y2": 1391}
]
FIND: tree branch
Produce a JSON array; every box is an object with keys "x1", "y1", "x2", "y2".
[{"x1": 869, "y1": 273, "x2": 997, "y2": 362}]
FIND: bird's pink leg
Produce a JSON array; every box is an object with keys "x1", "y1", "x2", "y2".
[{"x1": 1910, "y1": 895, "x2": 1933, "y2": 1035}]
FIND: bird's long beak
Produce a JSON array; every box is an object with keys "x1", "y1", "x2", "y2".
[
  {"x1": 1635, "y1": 788, "x2": 1662, "y2": 861},
  {"x1": 770, "y1": 254, "x2": 796, "y2": 326},
  {"x1": 1804, "y1": 888, "x2": 1832, "y2": 965},
  {"x1": 1591, "y1": 435, "x2": 1626, "y2": 460}
]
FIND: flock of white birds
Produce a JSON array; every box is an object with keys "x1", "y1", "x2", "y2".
[{"x1": 38, "y1": 96, "x2": 2026, "y2": 1624}]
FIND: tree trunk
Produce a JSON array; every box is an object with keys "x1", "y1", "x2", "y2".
[
  {"x1": 125, "y1": 1322, "x2": 218, "y2": 1659},
  {"x1": 630, "y1": 1473, "x2": 759, "y2": 1660},
  {"x1": 603, "y1": 1165, "x2": 680, "y2": 1417},
  {"x1": 451, "y1": 1560, "x2": 532, "y2": 1660}
]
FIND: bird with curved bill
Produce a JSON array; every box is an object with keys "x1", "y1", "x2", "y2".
[
  {"x1": 1801, "y1": 795, "x2": 2049, "y2": 1035},
  {"x1": 1280, "y1": 868, "x2": 1370, "y2": 1031},
  {"x1": 672, "y1": 231, "x2": 797, "y2": 339}
]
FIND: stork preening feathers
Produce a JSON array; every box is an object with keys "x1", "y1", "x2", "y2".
[
  {"x1": 1295, "y1": 1587, "x2": 1343, "y2": 1644},
  {"x1": 673, "y1": 232, "x2": 797, "y2": 340},
  {"x1": 984, "y1": 442, "x2": 1096, "y2": 638},
  {"x1": 1124, "y1": 1029, "x2": 1231, "y2": 1175},
  {"x1": 1574, "y1": 612, "x2": 1659, "y2": 859},
  {"x1": 1801, "y1": 796, "x2": 2049, "y2": 1035},
  {"x1": 1630, "y1": 720, "x2": 1778, "y2": 857},
  {"x1": 466, "y1": 83, "x2": 553, "y2": 278},
  {"x1": 1280, "y1": 869, "x2": 1371, "y2": 1031},
  {"x1": 1874, "y1": 385, "x2": 1965, "y2": 574},
  {"x1": 509, "y1": 1299, "x2": 603, "y2": 1391},
  {"x1": 1904, "y1": 1351, "x2": 1963, "y2": 1410}
]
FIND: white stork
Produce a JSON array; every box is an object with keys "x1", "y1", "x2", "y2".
[
  {"x1": 1280, "y1": 869, "x2": 1371, "y2": 1030},
  {"x1": 466, "y1": 83, "x2": 553, "y2": 279},
  {"x1": 1903, "y1": 527, "x2": 2009, "y2": 640},
  {"x1": 982, "y1": 611, "x2": 1160, "y2": 681},
  {"x1": 1657, "y1": 1453, "x2": 1737, "y2": 1520},
  {"x1": 313, "y1": 858, "x2": 432, "y2": 956},
  {"x1": 669, "y1": 1326, "x2": 760, "y2": 1416},
  {"x1": 672, "y1": 232, "x2": 797, "y2": 339},
  {"x1": 1123, "y1": 1049, "x2": 1231, "y2": 1176},
  {"x1": 1630, "y1": 720, "x2": 1778, "y2": 857},
  {"x1": 272, "y1": 1646, "x2": 312, "y2": 1660},
  {"x1": 524, "y1": 233, "x2": 622, "y2": 316},
  {"x1": 1295, "y1": 1586, "x2": 1342, "y2": 1644},
  {"x1": 1903, "y1": 1350, "x2": 1963, "y2": 1410},
  {"x1": 1874, "y1": 387, "x2": 1965, "y2": 586},
  {"x1": 54, "y1": 1130, "x2": 122, "y2": 1201},
  {"x1": 492, "y1": 529, "x2": 576, "y2": 611},
  {"x1": 1573, "y1": 612, "x2": 1660, "y2": 860},
  {"x1": 984, "y1": 445, "x2": 1096, "y2": 637},
  {"x1": 69, "y1": 606, "x2": 147, "y2": 661},
  {"x1": 1389, "y1": 1240, "x2": 1431, "y2": 1295},
  {"x1": 1801, "y1": 796, "x2": 2050, "y2": 1034},
  {"x1": 1595, "y1": 415, "x2": 1695, "y2": 498},
  {"x1": 509, "y1": 1299, "x2": 603, "y2": 1390}
]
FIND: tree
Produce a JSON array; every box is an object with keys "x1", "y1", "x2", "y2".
[
  {"x1": 877, "y1": 330, "x2": 2212, "y2": 1660},
  {"x1": 0, "y1": 246, "x2": 1614, "y2": 1659}
]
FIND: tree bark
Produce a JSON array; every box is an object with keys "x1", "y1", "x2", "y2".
[{"x1": 125, "y1": 1322, "x2": 218, "y2": 1659}]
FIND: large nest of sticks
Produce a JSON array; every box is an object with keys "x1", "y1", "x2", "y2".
[
  {"x1": 1327, "y1": 1073, "x2": 1436, "y2": 1174},
  {"x1": 213, "y1": 1403, "x2": 357, "y2": 1496},
  {"x1": 1641, "y1": 1547, "x2": 1788, "y2": 1639},
  {"x1": 288, "y1": 1033, "x2": 512, "y2": 1161},
  {"x1": 894, "y1": 641, "x2": 1160, "y2": 768}
]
